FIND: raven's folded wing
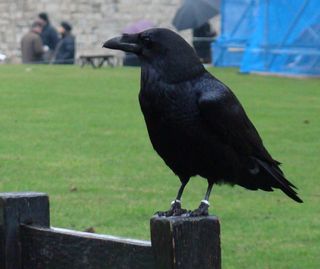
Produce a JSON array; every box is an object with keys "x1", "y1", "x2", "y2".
[
  {"x1": 197, "y1": 81, "x2": 303, "y2": 203},
  {"x1": 198, "y1": 85, "x2": 277, "y2": 165}
]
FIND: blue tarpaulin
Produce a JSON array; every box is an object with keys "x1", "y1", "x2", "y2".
[
  {"x1": 213, "y1": 0, "x2": 320, "y2": 77},
  {"x1": 213, "y1": 0, "x2": 258, "y2": 66}
]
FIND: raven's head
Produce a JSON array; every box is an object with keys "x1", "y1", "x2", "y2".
[{"x1": 103, "y1": 28, "x2": 205, "y2": 83}]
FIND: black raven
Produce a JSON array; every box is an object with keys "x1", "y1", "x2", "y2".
[{"x1": 103, "y1": 28, "x2": 302, "y2": 216}]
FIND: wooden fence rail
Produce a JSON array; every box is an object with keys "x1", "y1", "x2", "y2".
[{"x1": 0, "y1": 192, "x2": 221, "y2": 269}]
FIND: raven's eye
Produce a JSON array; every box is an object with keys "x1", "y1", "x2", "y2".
[{"x1": 141, "y1": 35, "x2": 153, "y2": 49}]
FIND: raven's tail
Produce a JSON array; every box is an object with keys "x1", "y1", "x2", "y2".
[{"x1": 253, "y1": 157, "x2": 303, "y2": 203}]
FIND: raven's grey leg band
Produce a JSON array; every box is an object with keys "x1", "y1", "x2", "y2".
[
  {"x1": 201, "y1": 199, "x2": 210, "y2": 206},
  {"x1": 171, "y1": 199, "x2": 181, "y2": 205}
]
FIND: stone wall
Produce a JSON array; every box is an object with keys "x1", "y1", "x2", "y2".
[{"x1": 0, "y1": 0, "x2": 191, "y2": 63}]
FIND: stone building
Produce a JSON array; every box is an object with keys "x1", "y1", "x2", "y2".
[{"x1": 0, "y1": 0, "x2": 190, "y2": 63}]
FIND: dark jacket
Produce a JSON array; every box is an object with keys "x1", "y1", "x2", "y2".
[
  {"x1": 40, "y1": 24, "x2": 59, "y2": 51},
  {"x1": 192, "y1": 23, "x2": 216, "y2": 63},
  {"x1": 53, "y1": 34, "x2": 75, "y2": 64},
  {"x1": 21, "y1": 31, "x2": 44, "y2": 63}
]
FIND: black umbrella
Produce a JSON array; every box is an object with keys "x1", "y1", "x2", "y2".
[{"x1": 172, "y1": 0, "x2": 220, "y2": 31}]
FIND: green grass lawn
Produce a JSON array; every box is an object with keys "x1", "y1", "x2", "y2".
[{"x1": 0, "y1": 65, "x2": 319, "y2": 268}]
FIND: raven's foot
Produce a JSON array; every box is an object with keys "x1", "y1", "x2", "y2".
[
  {"x1": 155, "y1": 200, "x2": 188, "y2": 217},
  {"x1": 189, "y1": 200, "x2": 210, "y2": 217}
]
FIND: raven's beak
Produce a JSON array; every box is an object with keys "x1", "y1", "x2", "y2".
[{"x1": 102, "y1": 34, "x2": 141, "y2": 54}]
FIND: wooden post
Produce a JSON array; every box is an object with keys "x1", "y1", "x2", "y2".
[
  {"x1": 150, "y1": 216, "x2": 221, "y2": 269},
  {"x1": 0, "y1": 192, "x2": 49, "y2": 269}
]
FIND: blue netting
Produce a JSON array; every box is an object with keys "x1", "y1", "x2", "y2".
[
  {"x1": 213, "y1": 0, "x2": 320, "y2": 77},
  {"x1": 213, "y1": 0, "x2": 258, "y2": 66},
  {"x1": 240, "y1": 0, "x2": 320, "y2": 76}
]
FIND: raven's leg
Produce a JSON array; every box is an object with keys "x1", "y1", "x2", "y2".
[
  {"x1": 190, "y1": 182, "x2": 214, "y2": 217},
  {"x1": 156, "y1": 177, "x2": 189, "y2": 217}
]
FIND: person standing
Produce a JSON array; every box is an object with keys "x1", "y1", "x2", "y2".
[
  {"x1": 38, "y1": 12, "x2": 59, "y2": 62},
  {"x1": 192, "y1": 22, "x2": 216, "y2": 63},
  {"x1": 52, "y1": 21, "x2": 75, "y2": 64},
  {"x1": 21, "y1": 21, "x2": 44, "y2": 64}
]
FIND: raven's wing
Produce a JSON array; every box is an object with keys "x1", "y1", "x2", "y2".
[
  {"x1": 198, "y1": 79, "x2": 275, "y2": 164},
  {"x1": 198, "y1": 77, "x2": 302, "y2": 203}
]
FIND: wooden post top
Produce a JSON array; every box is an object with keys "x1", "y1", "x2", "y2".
[
  {"x1": 0, "y1": 192, "x2": 50, "y2": 269},
  {"x1": 151, "y1": 215, "x2": 219, "y2": 223},
  {"x1": 151, "y1": 215, "x2": 221, "y2": 269},
  {"x1": 0, "y1": 192, "x2": 48, "y2": 199}
]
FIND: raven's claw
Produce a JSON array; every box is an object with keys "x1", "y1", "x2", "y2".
[
  {"x1": 155, "y1": 201, "x2": 188, "y2": 217},
  {"x1": 189, "y1": 201, "x2": 210, "y2": 217}
]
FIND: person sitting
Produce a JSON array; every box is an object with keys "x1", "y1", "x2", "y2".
[
  {"x1": 52, "y1": 21, "x2": 75, "y2": 64},
  {"x1": 21, "y1": 21, "x2": 44, "y2": 64}
]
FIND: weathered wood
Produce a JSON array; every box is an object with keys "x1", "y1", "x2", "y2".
[
  {"x1": 0, "y1": 192, "x2": 49, "y2": 269},
  {"x1": 150, "y1": 216, "x2": 221, "y2": 269},
  {"x1": 20, "y1": 225, "x2": 155, "y2": 269},
  {"x1": 0, "y1": 192, "x2": 222, "y2": 269}
]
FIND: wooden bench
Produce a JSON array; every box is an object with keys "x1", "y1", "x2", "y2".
[{"x1": 79, "y1": 54, "x2": 119, "y2": 68}]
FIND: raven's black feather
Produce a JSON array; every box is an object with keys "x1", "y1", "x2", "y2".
[{"x1": 105, "y1": 28, "x2": 303, "y2": 204}]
